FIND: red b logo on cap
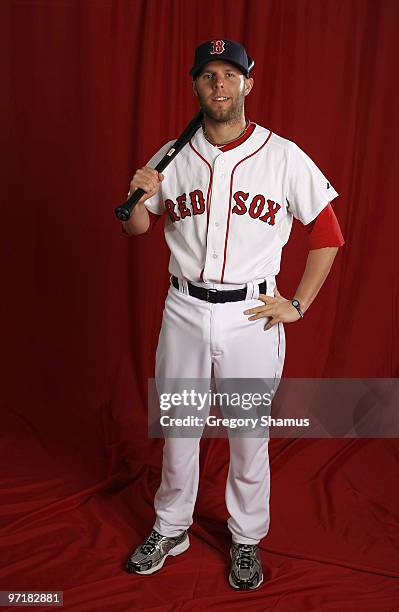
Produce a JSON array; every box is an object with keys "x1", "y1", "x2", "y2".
[{"x1": 210, "y1": 40, "x2": 225, "y2": 55}]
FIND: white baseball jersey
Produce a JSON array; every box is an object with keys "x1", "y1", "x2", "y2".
[{"x1": 144, "y1": 122, "x2": 339, "y2": 285}]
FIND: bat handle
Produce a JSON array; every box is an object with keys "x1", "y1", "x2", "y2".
[
  {"x1": 114, "y1": 187, "x2": 146, "y2": 221},
  {"x1": 115, "y1": 109, "x2": 203, "y2": 222}
]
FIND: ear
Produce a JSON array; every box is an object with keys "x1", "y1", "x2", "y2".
[
  {"x1": 244, "y1": 77, "x2": 254, "y2": 96},
  {"x1": 192, "y1": 80, "x2": 198, "y2": 97}
]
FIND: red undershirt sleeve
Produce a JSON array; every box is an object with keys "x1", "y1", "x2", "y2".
[{"x1": 306, "y1": 203, "x2": 345, "y2": 249}]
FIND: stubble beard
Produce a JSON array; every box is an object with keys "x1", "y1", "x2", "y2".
[{"x1": 199, "y1": 89, "x2": 246, "y2": 126}]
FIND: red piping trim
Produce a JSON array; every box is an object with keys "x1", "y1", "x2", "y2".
[
  {"x1": 189, "y1": 140, "x2": 213, "y2": 280},
  {"x1": 277, "y1": 322, "x2": 281, "y2": 358},
  {"x1": 220, "y1": 131, "x2": 273, "y2": 283},
  {"x1": 217, "y1": 122, "x2": 256, "y2": 152}
]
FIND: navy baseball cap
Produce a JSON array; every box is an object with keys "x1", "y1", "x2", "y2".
[{"x1": 190, "y1": 39, "x2": 255, "y2": 79}]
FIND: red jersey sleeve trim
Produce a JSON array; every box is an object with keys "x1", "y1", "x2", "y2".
[{"x1": 306, "y1": 203, "x2": 345, "y2": 249}]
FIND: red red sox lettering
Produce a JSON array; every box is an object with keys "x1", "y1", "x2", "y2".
[{"x1": 165, "y1": 190, "x2": 281, "y2": 225}]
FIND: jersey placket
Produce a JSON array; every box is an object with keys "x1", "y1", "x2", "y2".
[{"x1": 202, "y1": 153, "x2": 230, "y2": 283}]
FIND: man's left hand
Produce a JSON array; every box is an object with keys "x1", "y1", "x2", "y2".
[{"x1": 243, "y1": 288, "x2": 301, "y2": 330}]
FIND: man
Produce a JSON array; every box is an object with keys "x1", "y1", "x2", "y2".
[{"x1": 121, "y1": 39, "x2": 344, "y2": 590}]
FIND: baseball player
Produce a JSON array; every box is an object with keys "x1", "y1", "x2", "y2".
[{"x1": 121, "y1": 39, "x2": 344, "y2": 590}]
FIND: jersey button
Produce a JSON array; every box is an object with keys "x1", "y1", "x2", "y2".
[
  {"x1": 212, "y1": 253, "x2": 218, "y2": 259},
  {"x1": 215, "y1": 222, "x2": 220, "y2": 227}
]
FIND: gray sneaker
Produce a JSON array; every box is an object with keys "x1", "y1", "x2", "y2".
[
  {"x1": 125, "y1": 529, "x2": 189, "y2": 575},
  {"x1": 229, "y1": 543, "x2": 264, "y2": 590}
]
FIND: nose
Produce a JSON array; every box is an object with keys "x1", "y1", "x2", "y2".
[{"x1": 212, "y1": 74, "x2": 224, "y2": 89}]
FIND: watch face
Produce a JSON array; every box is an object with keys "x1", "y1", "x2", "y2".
[{"x1": 292, "y1": 299, "x2": 299, "y2": 307}]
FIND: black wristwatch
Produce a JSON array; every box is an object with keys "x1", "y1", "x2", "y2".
[{"x1": 291, "y1": 298, "x2": 304, "y2": 318}]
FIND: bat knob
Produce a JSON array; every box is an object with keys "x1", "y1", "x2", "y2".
[{"x1": 115, "y1": 205, "x2": 131, "y2": 221}]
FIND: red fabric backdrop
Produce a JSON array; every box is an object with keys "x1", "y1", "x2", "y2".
[{"x1": 1, "y1": 0, "x2": 398, "y2": 610}]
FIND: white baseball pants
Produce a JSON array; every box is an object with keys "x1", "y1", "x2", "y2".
[{"x1": 152, "y1": 278, "x2": 286, "y2": 545}]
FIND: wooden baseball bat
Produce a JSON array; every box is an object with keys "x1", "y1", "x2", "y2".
[{"x1": 114, "y1": 109, "x2": 204, "y2": 221}]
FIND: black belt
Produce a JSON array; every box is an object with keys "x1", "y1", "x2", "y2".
[{"x1": 171, "y1": 276, "x2": 267, "y2": 303}]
